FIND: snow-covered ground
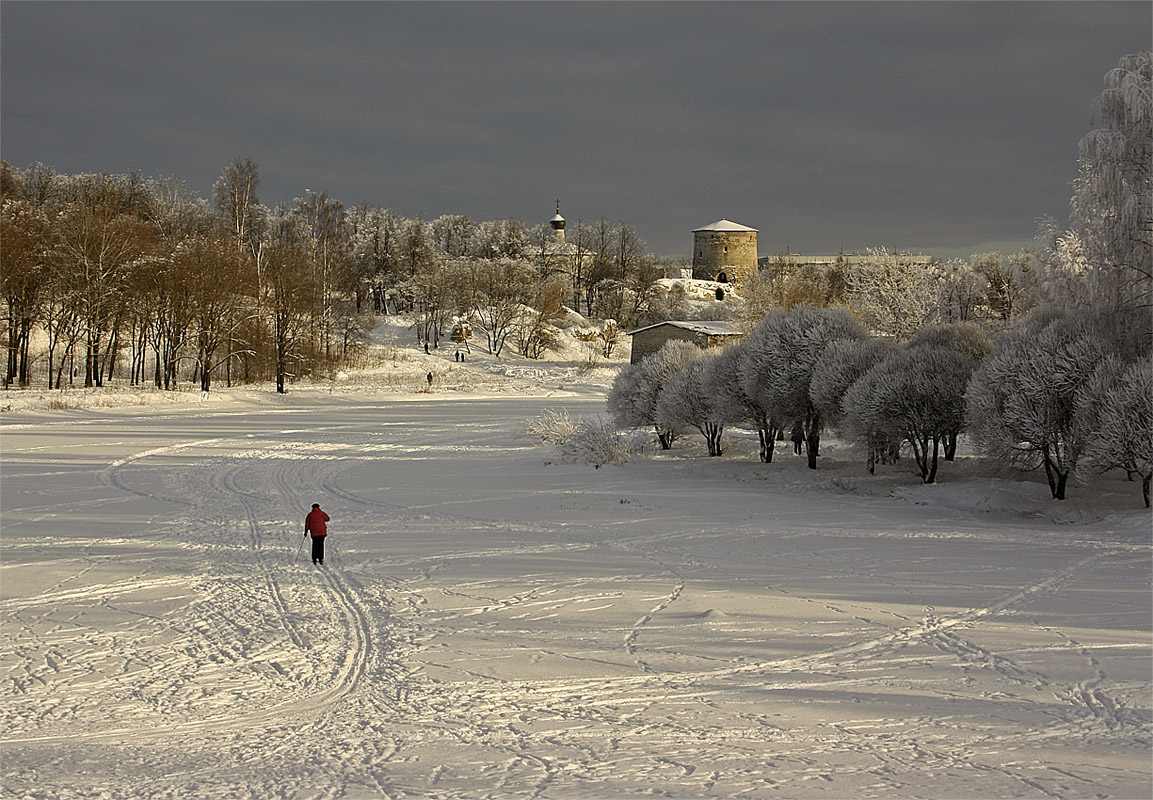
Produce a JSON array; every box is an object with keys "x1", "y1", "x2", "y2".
[{"x1": 2, "y1": 319, "x2": 1150, "y2": 799}]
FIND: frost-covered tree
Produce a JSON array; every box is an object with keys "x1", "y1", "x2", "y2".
[
  {"x1": 968, "y1": 251, "x2": 1036, "y2": 324},
  {"x1": 810, "y1": 338, "x2": 896, "y2": 424},
  {"x1": 742, "y1": 305, "x2": 868, "y2": 468},
  {"x1": 607, "y1": 339, "x2": 700, "y2": 449},
  {"x1": 657, "y1": 349, "x2": 725, "y2": 456},
  {"x1": 471, "y1": 218, "x2": 529, "y2": 260},
  {"x1": 700, "y1": 341, "x2": 755, "y2": 429},
  {"x1": 292, "y1": 189, "x2": 353, "y2": 361},
  {"x1": 1080, "y1": 359, "x2": 1153, "y2": 506},
  {"x1": 844, "y1": 248, "x2": 940, "y2": 337},
  {"x1": 966, "y1": 311, "x2": 1112, "y2": 499},
  {"x1": 1070, "y1": 51, "x2": 1152, "y2": 310},
  {"x1": 907, "y1": 322, "x2": 992, "y2": 458},
  {"x1": 468, "y1": 257, "x2": 536, "y2": 357},
  {"x1": 843, "y1": 346, "x2": 971, "y2": 483},
  {"x1": 810, "y1": 337, "x2": 898, "y2": 469},
  {"x1": 933, "y1": 258, "x2": 988, "y2": 324},
  {"x1": 907, "y1": 321, "x2": 993, "y2": 363},
  {"x1": 513, "y1": 279, "x2": 567, "y2": 359},
  {"x1": 431, "y1": 214, "x2": 477, "y2": 258},
  {"x1": 349, "y1": 206, "x2": 402, "y2": 314}
]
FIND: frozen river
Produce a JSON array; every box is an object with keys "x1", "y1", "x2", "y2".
[{"x1": 2, "y1": 391, "x2": 1150, "y2": 799}]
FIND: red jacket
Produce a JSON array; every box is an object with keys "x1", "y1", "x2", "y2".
[{"x1": 305, "y1": 507, "x2": 330, "y2": 537}]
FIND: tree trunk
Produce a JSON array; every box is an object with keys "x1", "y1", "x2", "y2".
[
  {"x1": 5, "y1": 304, "x2": 16, "y2": 388},
  {"x1": 17, "y1": 318, "x2": 32, "y2": 387},
  {"x1": 925, "y1": 436, "x2": 940, "y2": 484},
  {"x1": 804, "y1": 416, "x2": 821, "y2": 470},
  {"x1": 1143, "y1": 474, "x2": 1151, "y2": 509},
  {"x1": 1042, "y1": 447, "x2": 1068, "y2": 500},
  {"x1": 944, "y1": 430, "x2": 958, "y2": 461},
  {"x1": 757, "y1": 423, "x2": 777, "y2": 463}
]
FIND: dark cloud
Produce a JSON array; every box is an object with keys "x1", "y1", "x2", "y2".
[{"x1": 2, "y1": 1, "x2": 1148, "y2": 258}]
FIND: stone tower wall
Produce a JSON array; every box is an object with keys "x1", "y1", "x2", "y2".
[{"x1": 692, "y1": 230, "x2": 758, "y2": 284}]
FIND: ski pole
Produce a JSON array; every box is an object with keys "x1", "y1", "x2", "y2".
[{"x1": 297, "y1": 530, "x2": 308, "y2": 559}]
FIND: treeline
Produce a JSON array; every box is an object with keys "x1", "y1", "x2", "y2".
[
  {"x1": 1, "y1": 157, "x2": 667, "y2": 391},
  {"x1": 1, "y1": 159, "x2": 363, "y2": 392},
  {"x1": 609, "y1": 53, "x2": 1152, "y2": 506}
]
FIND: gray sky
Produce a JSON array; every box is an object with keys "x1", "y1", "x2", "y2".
[{"x1": 2, "y1": 1, "x2": 1149, "y2": 259}]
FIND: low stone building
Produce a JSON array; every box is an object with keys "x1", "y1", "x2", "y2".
[{"x1": 626, "y1": 320, "x2": 742, "y2": 364}]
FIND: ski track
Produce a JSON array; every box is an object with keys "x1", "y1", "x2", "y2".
[{"x1": 1, "y1": 404, "x2": 1150, "y2": 799}]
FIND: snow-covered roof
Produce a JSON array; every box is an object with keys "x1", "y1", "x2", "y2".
[
  {"x1": 693, "y1": 219, "x2": 758, "y2": 233},
  {"x1": 626, "y1": 320, "x2": 740, "y2": 337}
]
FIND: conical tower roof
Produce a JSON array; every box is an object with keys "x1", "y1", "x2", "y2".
[{"x1": 693, "y1": 219, "x2": 757, "y2": 233}]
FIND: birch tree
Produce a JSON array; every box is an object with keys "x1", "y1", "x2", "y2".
[
  {"x1": 1070, "y1": 51, "x2": 1152, "y2": 310},
  {"x1": 212, "y1": 157, "x2": 262, "y2": 254}
]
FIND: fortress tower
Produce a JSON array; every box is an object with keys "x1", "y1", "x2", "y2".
[{"x1": 692, "y1": 219, "x2": 758, "y2": 285}]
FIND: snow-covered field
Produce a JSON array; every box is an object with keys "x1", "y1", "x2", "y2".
[{"x1": 2, "y1": 320, "x2": 1151, "y2": 799}]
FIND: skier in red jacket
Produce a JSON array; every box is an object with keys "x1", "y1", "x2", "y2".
[{"x1": 305, "y1": 503, "x2": 330, "y2": 564}]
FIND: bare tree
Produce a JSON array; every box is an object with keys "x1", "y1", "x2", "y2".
[
  {"x1": 1, "y1": 196, "x2": 52, "y2": 386},
  {"x1": 261, "y1": 238, "x2": 317, "y2": 394},
  {"x1": 53, "y1": 178, "x2": 153, "y2": 387},
  {"x1": 213, "y1": 157, "x2": 262, "y2": 254}
]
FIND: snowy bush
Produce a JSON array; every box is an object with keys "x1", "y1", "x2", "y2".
[
  {"x1": 523, "y1": 408, "x2": 582, "y2": 445},
  {"x1": 560, "y1": 416, "x2": 631, "y2": 467}
]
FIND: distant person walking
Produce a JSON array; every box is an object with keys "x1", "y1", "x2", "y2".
[{"x1": 305, "y1": 503, "x2": 330, "y2": 564}]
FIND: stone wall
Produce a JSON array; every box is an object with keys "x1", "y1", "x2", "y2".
[{"x1": 692, "y1": 230, "x2": 758, "y2": 284}]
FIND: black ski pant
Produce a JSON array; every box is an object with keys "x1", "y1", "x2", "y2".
[{"x1": 311, "y1": 535, "x2": 326, "y2": 563}]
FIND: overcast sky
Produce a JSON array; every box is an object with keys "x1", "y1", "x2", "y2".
[{"x1": 2, "y1": 1, "x2": 1149, "y2": 259}]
